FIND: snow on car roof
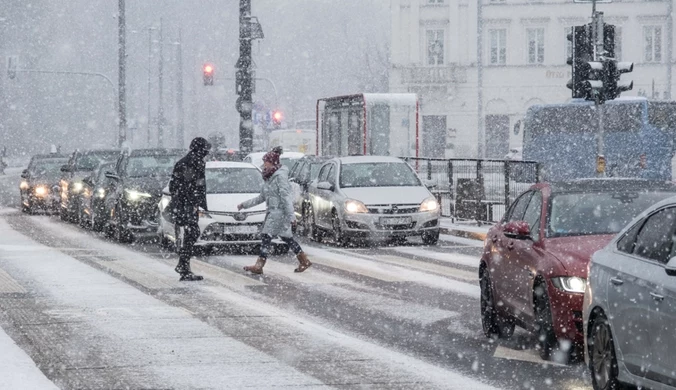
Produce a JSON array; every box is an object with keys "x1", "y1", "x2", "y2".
[
  {"x1": 336, "y1": 155, "x2": 406, "y2": 164},
  {"x1": 363, "y1": 93, "x2": 417, "y2": 107},
  {"x1": 206, "y1": 161, "x2": 258, "y2": 169}
]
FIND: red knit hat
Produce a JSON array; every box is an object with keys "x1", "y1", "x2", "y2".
[{"x1": 263, "y1": 147, "x2": 281, "y2": 166}]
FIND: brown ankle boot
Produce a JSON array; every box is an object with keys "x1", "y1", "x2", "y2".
[
  {"x1": 294, "y1": 252, "x2": 312, "y2": 273},
  {"x1": 244, "y1": 257, "x2": 266, "y2": 274}
]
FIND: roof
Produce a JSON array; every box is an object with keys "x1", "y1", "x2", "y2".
[
  {"x1": 280, "y1": 152, "x2": 305, "y2": 159},
  {"x1": 335, "y1": 155, "x2": 406, "y2": 164},
  {"x1": 128, "y1": 148, "x2": 185, "y2": 157},
  {"x1": 542, "y1": 179, "x2": 676, "y2": 194},
  {"x1": 206, "y1": 161, "x2": 258, "y2": 169}
]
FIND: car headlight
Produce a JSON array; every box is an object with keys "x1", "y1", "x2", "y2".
[
  {"x1": 125, "y1": 189, "x2": 152, "y2": 201},
  {"x1": 419, "y1": 196, "x2": 439, "y2": 212},
  {"x1": 344, "y1": 199, "x2": 368, "y2": 214},
  {"x1": 551, "y1": 276, "x2": 586, "y2": 294},
  {"x1": 34, "y1": 186, "x2": 48, "y2": 197},
  {"x1": 20, "y1": 181, "x2": 29, "y2": 190},
  {"x1": 71, "y1": 182, "x2": 84, "y2": 193},
  {"x1": 97, "y1": 188, "x2": 106, "y2": 198}
]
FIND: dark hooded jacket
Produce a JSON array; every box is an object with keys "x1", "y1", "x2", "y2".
[{"x1": 169, "y1": 139, "x2": 210, "y2": 225}]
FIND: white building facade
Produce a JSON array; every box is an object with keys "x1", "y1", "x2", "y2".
[{"x1": 390, "y1": 0, "x2": 675, "y2": 159}]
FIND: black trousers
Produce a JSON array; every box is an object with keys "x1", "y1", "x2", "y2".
[
  {"x1": 177, "y1": 220, "x2": 200, "y2": 262},
  {"x1": 259, "y1": 234, "x2": 302, "y2": 259}
]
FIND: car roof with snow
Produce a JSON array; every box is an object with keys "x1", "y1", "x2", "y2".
[
  {"x1": 206, "y1": 161, "x2": 258, "y2": 169},
  {"x1": 537, "y1": 179, "x2": 676, "y2": 194},
  {"x1": 334, "y1": 155, "x2": 406, "y2": 165}
]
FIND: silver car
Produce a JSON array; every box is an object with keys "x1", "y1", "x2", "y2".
[
  {"x1": 305, "y1": 156, "x2": 440, "y2": 245},
  {"x1": 584, "y1": 196, "x2": 676, "y2": 390}
]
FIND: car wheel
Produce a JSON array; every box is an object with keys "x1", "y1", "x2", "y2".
[
  {"x1": 480, "y1": 267, "x2": 515, "y2": 340},
  {"x1": 331, "y1": 211, "x2": 346, "y2": 246},
  {"x1": 422, "y1": 230, "x2": 440, "y2": 245},
  {"x1": 590, "y1": 315, "x2": 625, "y2": 390},
  {"x1": 300, "y1": 205, "x2": 311, "y2": 237},
  {"x1": 92, "y1": 208, "x2": 104, "y2": 232},
  {"x1": 534, "y1": 280, "x2": 559, "y2": 361},
  {"x1": 308, "y1": 207, "x2": 322, "y2": 243},
  {"x1": 78, "y1": 202, "x2": 88, "y2": 229},
  {"x1": 114, "y1": 207, "x2": 133, "y2": 244}
]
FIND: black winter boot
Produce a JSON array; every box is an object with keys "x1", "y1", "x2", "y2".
[{"x1": 175, "y1": 258, "x2": 203, "y2": 281}]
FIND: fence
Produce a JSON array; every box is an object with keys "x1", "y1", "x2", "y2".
[{"x1": 401, "y1": 157, "x2": 541, "y2": 223}]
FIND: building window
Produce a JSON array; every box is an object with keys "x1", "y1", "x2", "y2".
[
  {"x1": 614, "y1": 26, "x2": 622, "y2": 61},
  {"x1": 489, "y1": 29, "x2": 507, "y2": 65},
  {"x1": 427, "y1": 30, "x2": 445, "y2": 66},
  {"x1": 643, "y1": 25, "x2": 662, "y2": 63},
  {"x1": 527, "y1": 28, "x2": 545, "y2": 64}
]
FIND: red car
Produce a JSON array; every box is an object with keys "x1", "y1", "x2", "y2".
[{"x1": 479, "y1": 179, "x2": 676, "y2": 362}]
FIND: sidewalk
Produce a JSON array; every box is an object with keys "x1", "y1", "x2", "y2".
[{"x1": 439, "y1": 217, "x2": 491, "y2": 241}]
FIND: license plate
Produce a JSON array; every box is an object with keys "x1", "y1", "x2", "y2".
[
  {"x1": 379, "y1": 217, "x2": 412, "y2": 226},
  {"x1": 222, "y1": 225, "x2": 259, "y2": 234}
]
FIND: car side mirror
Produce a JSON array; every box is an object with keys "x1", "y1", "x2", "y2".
[
  {"x1": 666, "y1": 257, "x2": 676, "y2": 276},
  {"x1": 21, "y1": 169, "x2": 29, "y2": 179},
  {"x1": 105, "y1": 172, "x2": 120, "y2": 181},
  {"x1": 317, "y1": 181, "x2": 334, "y2": 191},
  {"x1": 60, "y1": 165, "x2": 71, "y2": 173},
  {"x1": 503, "y1": 221, "x2": 532, "y2": 240}
]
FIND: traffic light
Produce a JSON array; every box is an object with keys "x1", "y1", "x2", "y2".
[
  {"x1": 583, "y1": 61, "x2": 605, "y2": 102},
  {"x1": 203, "y1": 63, "x2": 214, "y2": 86},
  {"x1": 272, "y1": 110, "x2": 283, "y2": 128},
  {"x1": 603, "y1": 60, "x2": 634, "y2": 101},
  {"x1": 567, "y1": 26, "x2": 593, "y2": 99}
]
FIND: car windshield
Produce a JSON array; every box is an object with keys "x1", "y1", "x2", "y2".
[
  {"x1": 206, "y1": 168, "x2": 263, "y2": 194},
  {"x1": 32, "y1": 159, "x2": 67, "y2": 176},
  {"x1": 127, "y1": 155, "x2": 180, "y2": 177},
  {"x1": 76, "y1": 151, "x2": 119, "y2": 170},
  {"x1": 548, "y1": 191, "x2": 676, "y2": 237},
  {"x1": 310, "y1": 163, "x2": 322, "y2": 180},
  {"x1": 340, "y1": 162, "x2": 421, "y2": 188}
]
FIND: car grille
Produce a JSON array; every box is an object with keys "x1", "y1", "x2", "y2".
[
  {"x1": 374, "y1": 222, "x2": 417, "y2": 230},
  {"x1": 201, "y1": 223, "x2": 263, "y2": 241},
  {"x1": 367, "y1": 204, "x2": 419, "y2": 214}
]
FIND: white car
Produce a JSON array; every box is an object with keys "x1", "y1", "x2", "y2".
[
  {"x1": 243, "y1": 151, "x2": 305, "y2": 170},
  {"x1": 305, "y1": 156, "x2": 441, "y2": 245},
  {"x1": 583, "y1": 195, "x2": 676, "y2": 390},
  {"x1": 158, "y1": 161, "x2": 286, "y2": 252}
]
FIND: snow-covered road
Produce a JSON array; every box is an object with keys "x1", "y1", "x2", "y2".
[{"x1": 0, "y1": 171, "x2": 592, "y2": 390}]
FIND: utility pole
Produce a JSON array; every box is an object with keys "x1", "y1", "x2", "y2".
[
  {"x1": 476, "y1": 0, "x2": 484, "y2": 159},
  {"x1": 591, "y1": 4, "x2": 605, "y2": 177},
  {"x1": 157, "y1": 18, "x2": 165, "y2": 148},
  {"x1": 147, "y1": 26, "x2": 156, "y2": 147},
  {"x1": 176, "y1": 29, "x2": 185, "y2": 148},
  {"x1": 118, "y1": 0, "x2": 127, "y2": 147},
  {"x1": 237, "y1": 0, "x2": 254, "y2": 154}
]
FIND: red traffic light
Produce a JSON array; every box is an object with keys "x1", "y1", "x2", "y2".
[
  {"x1": 204, "y1": 64, "x2": 214, "y2": 74},
  {"x1": 203, "y1": 63, "x2": 214, "y2": 86},
  {"x1": 273, "y1": 111, "x2": 283, "y2": 122}
]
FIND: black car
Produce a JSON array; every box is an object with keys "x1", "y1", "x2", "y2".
[
  {"x1": 288, "y1": 155, "x2": 332, "y2": 235},
  {"x1": 78, "y1": 162, "x2": 116, "y2": 231},
  {"x1": 60, "y1": 149, "x2": 120, "y2": 222},
  {"x1": 20, "y1": 154, "x2": 68, "y2": 213},
  {"x1": 105, "y1": 148, "x2": 184, "y2": 243}
]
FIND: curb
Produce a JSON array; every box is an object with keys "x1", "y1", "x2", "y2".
[{"x1": 439, "y1": 226, "x2": 487, "y2": 242}]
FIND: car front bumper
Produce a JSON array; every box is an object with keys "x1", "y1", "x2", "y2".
[
  {"x1": 340, "y1": 210, "x2": 440, "y2": 240},
  {"x1": 196, "y1": 211, "x2": 267, "y2": 246},
  {"x1": 548, "y1": 280, "x2": 585, "y2": 347}
]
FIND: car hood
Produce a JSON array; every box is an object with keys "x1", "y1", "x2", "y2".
[
  {"x1": 206, "y1": 193, "x2": 266, "y2": 212},
  {"x1": 126, "y1": 176, "x2": 171, "y2": 197},
  {"x1": 341, "y1": 186, "x2": 431, "y2": 205},
  {"x1": 29, "y1": 175, "x2": 61, "y2": 186},
  {"x1": 544, "y1": 234, "x2": 615, "y2": 277}
]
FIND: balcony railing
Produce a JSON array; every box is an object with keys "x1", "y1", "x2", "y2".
[{"x1": 398, "y1": 65, "x2": 465, "y2": 84}]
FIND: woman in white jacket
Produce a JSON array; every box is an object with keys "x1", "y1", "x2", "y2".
[{"x1": 238, "y1": 147, "x2": 312, "y2": 274}]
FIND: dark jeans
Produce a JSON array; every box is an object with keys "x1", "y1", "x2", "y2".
[
  {"x1": 177, "y1": 220, "x2": 200, "y2": 262},
  {"x1": 259, "y1": 234, "x2": 302, "y2": 259}
]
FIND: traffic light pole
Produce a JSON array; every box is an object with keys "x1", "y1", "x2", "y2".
[
  {"x1": 118, "y1": 0, "x2": 127, "y2": 148},
  {"x1": 237, "y1": 0, "x2": 254, "y2": 155}
]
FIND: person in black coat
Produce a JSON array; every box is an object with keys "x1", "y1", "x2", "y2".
[{"x1": 169, "y1": 137, "x2": 211, "y2": 281}]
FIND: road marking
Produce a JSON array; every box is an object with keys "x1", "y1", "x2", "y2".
[
  {"x1": 330, "y1": 248, "x2": 476, "y2": 282},
  {"x1": 387, "y1": 246, "x2": 480, "y2": 269},
  {"x1": 492, "y1": 345, "x2": 566, "y2": 367},
  {"x1": 0, "y1": 268, "x2": 26, "y2": 293}
]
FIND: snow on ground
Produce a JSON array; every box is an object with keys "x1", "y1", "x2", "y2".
[
  {"x1": 0, "y1": 320, "x2": 59, "y2": 390},
  {"x1": 0, "y1": 213, "x2": 500, "y2": 389}
]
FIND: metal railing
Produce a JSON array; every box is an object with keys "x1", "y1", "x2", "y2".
[{"x1": 401, "y1": 157, "x2": 541, "y2": 223}]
